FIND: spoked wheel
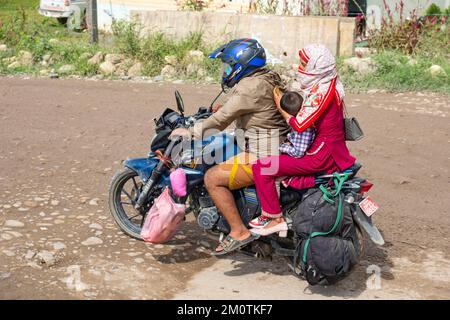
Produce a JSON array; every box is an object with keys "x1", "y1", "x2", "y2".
[{"x1": 108, "y1": 167, "x2": 162, "y2": 240}]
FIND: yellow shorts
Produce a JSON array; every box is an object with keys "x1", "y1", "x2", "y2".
[{"x1": 217, "y1": 152, "x2": 257, "y2": 190}]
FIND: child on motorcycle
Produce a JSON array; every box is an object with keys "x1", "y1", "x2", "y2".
[
  {"x1": 249, "y1": 44, "x2": 356, "y2": 237},
  {"x1": 249, "y1": 87, "x2": 315, "y2": 218},
  {"x1": 274, "y1": 90, "x2": 315, "y2": 159},
  {"x1": 248, "y1": 89, "x2": 315, "y2": 232}
]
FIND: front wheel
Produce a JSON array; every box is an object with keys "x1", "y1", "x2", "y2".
[{"x1": 108, "y1": 167, "x2": 162, "y2": 239}]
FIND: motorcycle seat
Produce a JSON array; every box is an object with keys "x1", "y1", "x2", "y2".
[
  {"x1": 315, "y1": 162, "x2": 362, "y2": 180},
  {"x1": 279, "y1": 162, "x2": 363, "y2": 207}
]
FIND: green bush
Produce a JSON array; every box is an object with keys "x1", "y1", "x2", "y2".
[
  {"x1": 425, "y1": 3, "x2": 442, "y2": 15},
  {"x1": 368, "y1": 1, "x2": 449, "y2": 56},
  {"x1": 444, "y1": 6, "x2": 450, "y2": 15},
  {"x1": 0, "y1": 10, "x2": 221, "y2": 80},
  {"x1": 415, "y1": 23, "x2": 450, "y2": 61},
  {"x1": 111, "y1": 19, "x2": 221, "y2": 78},
  {"x1": 176, "y1": 0, "x2": 211, "y2": 11},
  {"x1": 366, "y1": 0, "x2": 449, "y2": 94},
  {"x1": 111, "y1": 19, "x2": 141, "y2": 58},
  {"x1": 140, "y1": 32, "x2": 177, "y2": 76}
]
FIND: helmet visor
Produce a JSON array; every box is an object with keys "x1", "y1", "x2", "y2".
[{"x1": 221, "y1": 63, "x2": 233, "y2": 77}]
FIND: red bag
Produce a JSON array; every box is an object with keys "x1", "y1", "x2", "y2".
[{"x1": 140, "y1": 187, "x2": 186, "y2": 243}]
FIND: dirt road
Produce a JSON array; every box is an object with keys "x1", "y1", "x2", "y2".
[{"x1": 0, "y1": 77, "x2": 449, "y2": 299}]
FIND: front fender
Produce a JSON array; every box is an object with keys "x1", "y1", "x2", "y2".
[{"x1": 123, "y1": 157, "x2": 160, "y2": 183}]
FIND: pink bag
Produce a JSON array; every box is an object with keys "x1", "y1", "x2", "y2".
[
  {"x1": 140, "y1": 187, "x2": 186, "y2": 243},
  {"x1": 170, "y1": 168, "x2": 187, "y2": 197}
]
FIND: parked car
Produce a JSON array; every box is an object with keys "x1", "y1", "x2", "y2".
[{"x1": 38, "y1": 0, "x2": 88, "y2": 29}]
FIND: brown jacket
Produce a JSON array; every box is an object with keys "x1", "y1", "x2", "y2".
[{"x1": 190, "y1": 69, "x2": 290, "y2": 158}]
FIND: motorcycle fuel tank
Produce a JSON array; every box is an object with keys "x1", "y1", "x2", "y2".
[{"x1": 191, "y1": 132, "x2": 241, "y2": 169}]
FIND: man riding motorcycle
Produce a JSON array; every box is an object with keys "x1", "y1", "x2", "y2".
[{"x1": 171, "y1": 38, "x2": 290, "y2": 255}]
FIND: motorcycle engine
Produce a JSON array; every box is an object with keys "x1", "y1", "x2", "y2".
[{"x1": 197, "y1": 206, "x2": 219, "y2": 230}]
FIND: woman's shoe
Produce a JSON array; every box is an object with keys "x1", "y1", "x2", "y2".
[
  {"x1": 248, "y1": 215, "x2": 271, "y2": 229},
  {"x1": 250, "y1": 221, "x2": 288, "y2": 237}
]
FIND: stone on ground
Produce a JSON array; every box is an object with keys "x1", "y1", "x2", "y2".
[
  {"x1": 164, "y1": 55, "x2": 177, "y2": 66},
  {"x1": 17, "y1": 50, "x2": 33, "y2": 67},
  {"x1": 36, "y1": 251, "x2": 56, "y2": 267},
  {"x1": 161, "y1": 65, "x2": 177, "y2": 79},
  {"x1": 128, "y1": 62, "x2": 143, "y2": 77},
  {"x1": 88, "y1": 52, "x2": 104, "y2": 65},
  {"x1": 99, "y1": 61, "x2": 115, "y2": 75},
  {"x1": 104, "y1": 53, "x2": 124, "y2": 65},
  {"x1": 428, "y1": 65, "x2": 446, "y2": 77},
  {"x1": 343, "y1": 57, "x2": 377, "y2": 76},
  {"x1": 4, "y1": 220, "x2": 25, "y2": 228},
  {"x1": 58, "y1": 64, "x2": 75, "y2": 74},
  {"x1": 187, "y1": 50, "x2": 204, "y2": 63},
  {"x1": 81, "y1": 237, "x2": 103, "y2": 246}
]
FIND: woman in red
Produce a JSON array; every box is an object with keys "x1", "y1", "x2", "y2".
[{"x1": 250, "y1": 44, "x2": 356, "y2": 236}]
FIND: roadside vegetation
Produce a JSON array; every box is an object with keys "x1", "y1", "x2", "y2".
[
  {"x1": 0, "y1": 3, "x2": 222, "y2": 81},
  {"x1": 0, "y1": 0, "x2": 448, "y2": 94},
  {"x1": 339, "y1": 1, "x2": 449, "y2": 94}
]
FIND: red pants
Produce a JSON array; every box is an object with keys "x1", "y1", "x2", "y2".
[{"x1": 252, "y1": 146, "x2": 340, "y2": 218}]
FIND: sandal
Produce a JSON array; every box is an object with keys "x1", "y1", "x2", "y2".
[{"x1": 211, "y1": 233, "x2": 260, "y2": 256}]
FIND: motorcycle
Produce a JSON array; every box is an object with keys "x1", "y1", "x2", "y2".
[{"x1": 108, "y1": 90, "x2": 384, "y2": 273}]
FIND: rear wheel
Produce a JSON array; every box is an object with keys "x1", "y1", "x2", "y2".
[
  {"x1": 355, "y1": 224, "x2": 365, "y2": 259},
  {"x1": 108, "y1": 167, "x2": 162, "y2": 240}
]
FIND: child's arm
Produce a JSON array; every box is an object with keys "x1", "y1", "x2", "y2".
[
  {"x1": 279, "y1": 141, "x2": 298, "y2": 158},
  {"x1": 281, "y1": 128, "x2": 315, "y2": 158}
]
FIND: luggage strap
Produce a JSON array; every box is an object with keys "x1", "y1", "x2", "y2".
[{"x1": 302, "y1": 172, "x2": 349, "y2": 263}]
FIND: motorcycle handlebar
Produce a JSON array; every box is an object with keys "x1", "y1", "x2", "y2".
[{"x1": 177, "y1": 110, "x2": 212, "y2": 129}]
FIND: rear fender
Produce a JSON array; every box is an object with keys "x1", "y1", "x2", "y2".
[{"x1": 352, "y1": 206, "x2": 385, "y2": 246}]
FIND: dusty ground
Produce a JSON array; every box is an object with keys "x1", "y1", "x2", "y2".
[{"x1": 0, "y1": 76, "x2": 449, "y2": 300}]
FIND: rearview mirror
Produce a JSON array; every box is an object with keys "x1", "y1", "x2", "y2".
[{"x1": 175, "y1": 90, "x2": 185, "y2": 115}]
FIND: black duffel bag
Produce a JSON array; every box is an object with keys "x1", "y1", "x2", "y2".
[{"x1": 292, "y1": 172, "x2": 361, "y2": 286}]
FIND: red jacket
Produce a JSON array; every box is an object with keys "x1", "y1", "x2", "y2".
[{"x1": 289, "y1": 91, "x2": 356, "y2": 172}]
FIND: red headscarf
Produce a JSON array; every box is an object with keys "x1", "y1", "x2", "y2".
[{"x1": 290, "y1": 44, "x2": 344, "y2": 132}]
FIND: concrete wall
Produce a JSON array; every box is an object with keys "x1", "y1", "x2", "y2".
[
  {"x1": 97, "y1": 0, "x2": 250, "y2": 31},
  {"x1": 97, "y1": 0, "x2": 450, "y2": 34},
  {"x1": 130, "y1": 10, "x2": 355, "y2": 62}
]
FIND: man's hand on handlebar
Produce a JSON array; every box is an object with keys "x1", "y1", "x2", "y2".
[{"x1": 170, "y1": 128, "x2": 191, "y2": 140}]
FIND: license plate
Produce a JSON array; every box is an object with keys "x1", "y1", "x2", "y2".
[{"x1": 359, "y1": 196, "x2": 379, "y2": 217}]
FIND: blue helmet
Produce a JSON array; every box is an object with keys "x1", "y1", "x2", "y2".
[{"x1": 209, "y1": 38, "x2": 266, "y2": 88}]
